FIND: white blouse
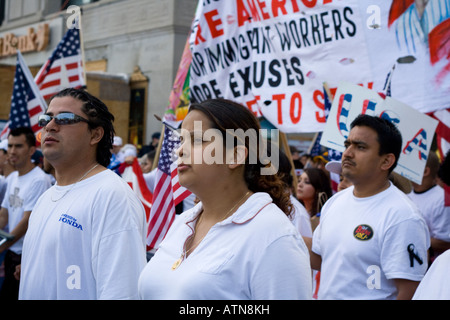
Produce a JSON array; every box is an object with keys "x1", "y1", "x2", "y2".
[{"x1": 138, "y1": 192, "x2": 312, "y2": 300}]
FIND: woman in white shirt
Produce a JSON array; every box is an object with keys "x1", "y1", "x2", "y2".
[{"x1": 138, "y1": 99, "x2": 312, "y2": 300}]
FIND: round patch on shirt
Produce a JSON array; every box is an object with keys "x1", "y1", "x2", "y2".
[{"x1": 353, "y1": 224, "x2": 374, "y2": 241}]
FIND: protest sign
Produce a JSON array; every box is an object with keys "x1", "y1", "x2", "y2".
[{"x1": 320, "y1": 82, "x2": 438, "y2": 184}]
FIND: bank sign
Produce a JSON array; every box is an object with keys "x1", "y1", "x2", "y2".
[{"x1": 0, "y1": 24, "x2": 50, "y2": 57}]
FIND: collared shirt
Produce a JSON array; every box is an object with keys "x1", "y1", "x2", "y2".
[{"x1": 138, "y1": 192, "x2": 312, "y2": 300}]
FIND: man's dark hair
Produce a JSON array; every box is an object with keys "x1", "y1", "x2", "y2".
[
  {"x1": 9, "y1": 127, "x2": 36, "y2": 148},
  {"x1": 350, "y1": 114, "x2": 402, "y2": 173},
  {"x1": 50, "y1": 88, "x2": 115, "y2": 167}
]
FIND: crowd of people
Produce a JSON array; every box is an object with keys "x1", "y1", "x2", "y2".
[{"x1": 0, "y1": 88, "x2": 448, "y2": 300}]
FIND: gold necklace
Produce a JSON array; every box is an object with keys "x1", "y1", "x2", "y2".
[
  {"x1": 171, "y1": 190, "x2": 251, "y2": 270},
  {"x1": 51, "y1": 164, "x2": 99, "y2": 202}
]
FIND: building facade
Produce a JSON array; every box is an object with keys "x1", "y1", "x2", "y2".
[{"x1": 0, "y1": 0, "x2": 197, "y2": 147}]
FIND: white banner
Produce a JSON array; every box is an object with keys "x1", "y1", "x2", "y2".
[{"x1": 189, "y1": 0, "x2": 450, "y2": 133}]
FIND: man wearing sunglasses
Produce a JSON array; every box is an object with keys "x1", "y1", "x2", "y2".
[{"x1": 18, "y1": 88, "x2": 147, "y2": 300}]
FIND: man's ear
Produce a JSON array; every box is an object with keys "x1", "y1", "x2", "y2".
[
  {"x1": 28, "y1": 145, "x2": 36, "y2": 158},
  {"x1": 422, "y1": 166, "x2": 431, "y2": 177},
  {"x1": 228, "y1": 145, "x2": 248, "y2": 169},
  {"x1": 380, "y1": 153, "x2": 396, "y2": 172},
  {"x1": 90, "y1": 127, "x2": 104, "y2": 146}
]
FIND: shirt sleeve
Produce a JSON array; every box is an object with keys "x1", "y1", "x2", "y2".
[
  {"x1": 24, "y1": 179, "x2": 51, "y2": 211},
  {"x1": 381, "y1": 218, "x2": 430, "y2": 281},
  {"x1": 429, "y1": 206, "x2": 450, "y2": 242},
  {"x1": 94, "y1": 229, "x2": 147, "y2": 299},
  {"x1": 91, "y1": 185, "x2": 147, "y2": 300},
  {"x1": 250, "y1": 235, "x2": 312, "y2": 300}
]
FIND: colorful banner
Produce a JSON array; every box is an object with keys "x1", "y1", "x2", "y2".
[{"x1": 188, "y1": 0, "x2": 450, "y2": 133}]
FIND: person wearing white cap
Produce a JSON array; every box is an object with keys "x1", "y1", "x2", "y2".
[{"x1": 0, "y1": 140, "x2": 14, "y2": 179}]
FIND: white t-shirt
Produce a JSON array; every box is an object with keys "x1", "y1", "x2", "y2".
[
  {"x1": 408, "y1": 185, "x2": 450, "y2": 242},
  {"x1": 413, "y1": 249, "x2": 450, "y2": 300},
  {"x1": 19, "y1": 170, "x2": 147, "y2": 300},
  {"x1": 289, "y1": 195, "x2": 313, "y2": 238},
  {"x1": 312, "y1": 183, "x2": 430, "y2": 300},
  {"x1": 143, "y1": 169, "x2": 157, "y2": 193},
  {"x1": 1, "y1": 167, "x2": 51, "y2": 254},
  {"x1": 138, "y1": 192, "x2": 312, "y2": 300}
]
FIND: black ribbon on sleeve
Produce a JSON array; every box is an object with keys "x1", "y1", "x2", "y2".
[{"x1": 407, "y1": 244, "x2": 423, "y2": 267}]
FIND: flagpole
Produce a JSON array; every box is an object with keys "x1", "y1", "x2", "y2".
[
  {"x1": 323, "y1": 82, "x2": 334, "y2": 102},
  {"x1": 17, "y1": 51, "x2": 48, "y2": 111},
  {"x1": 77, "y1": 9, "x2": 88, "y2": 87}
]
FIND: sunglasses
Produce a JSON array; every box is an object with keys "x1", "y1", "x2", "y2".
[{"x1": 38, "y1": 113, "x2": 90, "y2": 127}]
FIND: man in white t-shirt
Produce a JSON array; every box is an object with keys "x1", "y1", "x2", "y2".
[
  {"x1": 408, "y1": 151, "x2": 450, "y2": 261},
  {"x1": 311, "y1": 115, "x2": 429, "y2": 300},
  {"x1": 18, "y1": 88, "x2": 147, "y2": 300},
  {"x1": 0, "y1": 127, "x2": 51, "y2": 299}
]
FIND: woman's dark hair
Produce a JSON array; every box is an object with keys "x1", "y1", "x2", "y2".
[
  {"x1": 303, "y1": 168, "x2": 332, "y2": 216},
  {"x1": 188, "y1": 99, "x2": 293, "y2": 217},
  {"x1": 50, "y1": 88, "x2": 115, "y2": 167}
]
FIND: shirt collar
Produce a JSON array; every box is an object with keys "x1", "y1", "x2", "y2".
[{"x1": 183, "y1": 192, "x2": 273, "y2": 227}]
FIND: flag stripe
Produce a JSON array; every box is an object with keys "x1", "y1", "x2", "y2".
[
  {"x1": 147, "y1": 125, "x2": 192, "y2": 249},
  {"x1": 34, "y1": 26, "x2": 85, "y2": 100},
  {"x1": 0, "y1": 51, "x2": 47, "y2": 141}
]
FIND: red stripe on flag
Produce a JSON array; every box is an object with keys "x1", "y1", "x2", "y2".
[
  {"x1": 148, "y1": 175, "x2": 175, "y2": 248},
  {"x1": 46, "y1": 66, "x2": 61, "y2": 76},
  {"x1": 40, "y1": 79, "x2": 61, "y2": 90},
  {"x1": 28, "y1": 106, "x2": 43, "y2": 118},
  {"x1": 175, "y1": 190, "x2": 192, "y2": 206},
  {"x1": 66, "y1": 62, "x2": 79, "y2": 70},
  {"x1": 68, "y1": 75, "x2": 79, "y2": 82},
  {"x1": 43, "y1": 93, "x2": 54, "y2": 100},
  {"x1": 31, "y1": 124, "x2": 41, "y2": 133}
]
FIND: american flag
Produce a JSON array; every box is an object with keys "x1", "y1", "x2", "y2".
[
  {"x1": 0, "y1": 51, "x2": 47, "y2": 140},
  {"x1": 34, "y1": 26, "x2": 85, "y2": 100},
  {"x1": 147, "y1": 124, "x2": 191, "y2": 250}
]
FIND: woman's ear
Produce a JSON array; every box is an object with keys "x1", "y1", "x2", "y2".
[{"x1": 228, "y1": 145, "x2": 248, "y2": 169}]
